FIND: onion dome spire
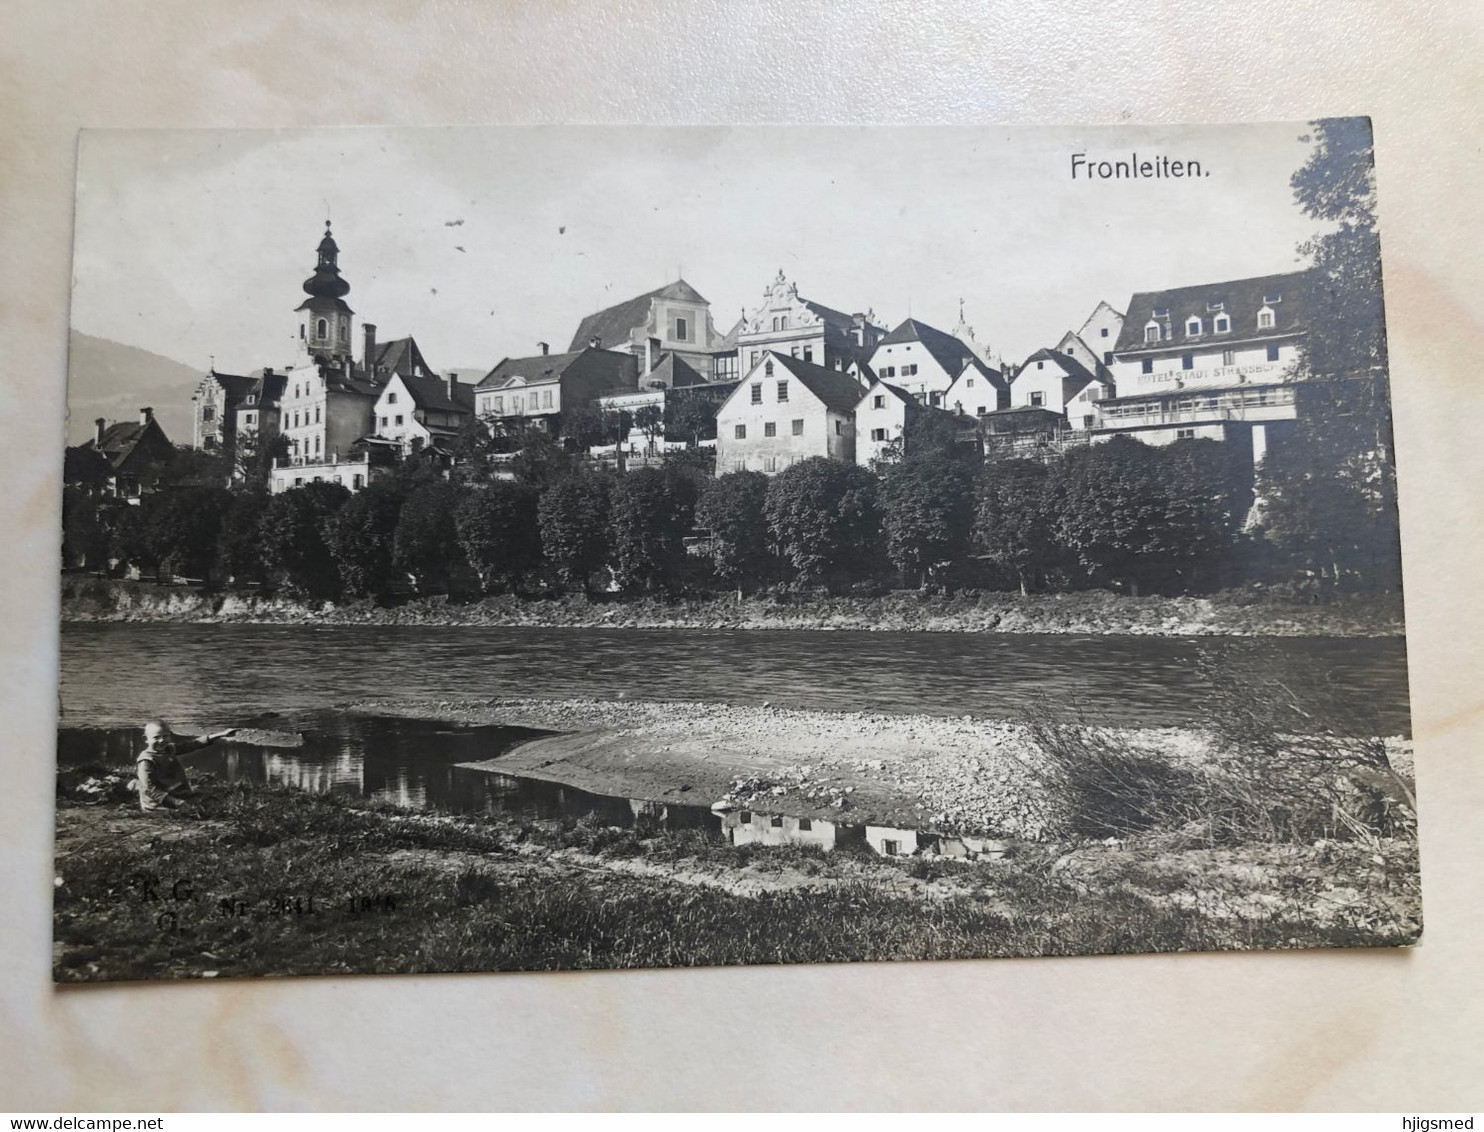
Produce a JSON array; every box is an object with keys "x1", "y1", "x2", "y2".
[{"x1": 302, "y1": 220, "x2": 351, "y2": 300}]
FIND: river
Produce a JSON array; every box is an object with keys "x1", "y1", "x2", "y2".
[{"x1": 58, "y1": 622, "x2": 1412, "y2": 733}]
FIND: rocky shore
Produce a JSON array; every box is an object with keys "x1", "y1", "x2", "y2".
[{"x1": 62, "y1": 576, "x2": 1406, "y2": 638}]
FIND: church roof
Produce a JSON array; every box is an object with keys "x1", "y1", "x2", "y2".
[{"x1": 568, "y1": 279, "x2": 708, "y2": 352}]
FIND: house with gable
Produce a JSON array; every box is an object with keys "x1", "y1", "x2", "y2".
[
  {"x1": 372, "y1": 372, "x2": 476, "y2": 455},
  {"x1": 735, "y1": 270, "x2": 885, "y2": 378},
  {"x1": 475, "y1": 344, "x2": 638, "y2": 438},
  {"x1": 866, "y1": 318, "x2": 980, "y2": 408},
  {"x1": 944, "y1": 357, "x2": 1011, "y2": 419},
  {"x1": 854, "y1": 380, "x2": 919, "y2": 466},
  {"x1": 715, "y1": 351, "x2": 862, "y2": 474},
  {"x1": 66, "y1": 408, "x2": 176, "y2": 500},
  {"x1": 191, "y1": 370, "x2": 258, "y2": 454},
  {"x1": 1007, "y1": 348, "x2": 1115, "y2": 430},
  {"x1": 1078, "y1": 300, "x2": 1127, "y2": 368},
  {"x1": 569, "y1": 279, "x2": 723, "y2": 380},
  {"x1": 1095, "y1": 271, "x2": 1308, "y2": 462}
]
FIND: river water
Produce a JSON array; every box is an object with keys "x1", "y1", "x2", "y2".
[
  {"x1": 56, "y1": 623, "x2": 1412, "y2": 856},
  {"x1": 58, "y1": 623, "x2": 1412, "y2": 732}
]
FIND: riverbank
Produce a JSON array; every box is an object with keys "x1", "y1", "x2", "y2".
[
  {"x1": 53, "y1": 779, "x2": 1421, "y2": 982},
  {"x1": 60, "y1": 576, "x2": 1406, "y2": 637},
  {"x1": 347, "y1": 697, "x2": 1414, "y2": 841}
]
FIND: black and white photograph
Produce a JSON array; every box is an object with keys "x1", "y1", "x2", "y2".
[{"x1": 53, "y1": 120, "x2": 1416, "y2": 983}]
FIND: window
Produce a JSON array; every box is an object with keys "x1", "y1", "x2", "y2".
[
  {"x1": 1263, "y1": 292, "x2": 1282, "y2": 304},
  {"x1": 803, "y1": 346, "x2": 813, "y2": 363},
  {"x1": 798, "y1": 818, "x2": 812, "y2": 831},
  {"x1": 882, "y1": 839, "x2": 901, "y2": 856},
  {"x1": 790, "y1": 346, "x2": 800, "y2": 358},
  {"x1": 202, "y1": 405, "x2": 215, "y2": 422},
  {"x1": 1181, "y1": 354, "x2": 1194, "y2": 371},
  {"x1": 1267, "y1": 343, "x2": 1281, "y2": 362},
  {"x1": 317, "y1": 318, "x2": 328, "y2": 339},
  {"x1": 1100, "y1": 327, "x2": 1109, "y2": 337},
  {"x1": 772, "y1": 316, "x2": 780, "y2": 331},
  {"x1": 734, "y1": 424, "x2": 746, "y2": 440},
  {"x1": 764, "y1": 456, "x2": 777, "y2": 472},
  {"x1": 314, "y1": 406, "x2": 321, "y2": 423},
  {"x1": 1030, "y1": 391, "x2": 1045, "y2": 407},
  {"x1": 513, "y1": 395, "x2": 523, "y2": 413},
  {"x1": 395, "y1": 414, "x2": 404, "y2": 426},
  {"x1": 929, "y1": 392, "x2": 942, "y2": 406},
  {"x1": 492, "y1": 397, "x2": 503, "y2": 414},
  {"x1": 203, "y1": 435, "x2": 216, "y2": 450},
  {"x1": 1186, "y1": 317, "x2": 1202, "y2": 336},
  {"x1": 1257, "y1": 308, "x2": 1276, "y2": 330},
  {"x1": 1036, "y1": 361, "x2": 1044, "y2": 370},
  {"x1": 675, "y1": 316, "x2": 688, "y2": 341},
  {"x1": 780, "y1": 315, "x2": 788, "y2": 330},
  {"x1": 543, "y1": 390, "x2": 552, "y2": 408},
  {"x1": 835, "y1": 421, "x2": 844, "y2": 435},
  {"x1": 750, "y1": 350, "x2": 759, "y2": 368},
  {"x1": 1141, "y1": 358, "x2": 1154, "y2": 375},
  {"x1": 314, "y1": 436, "x2": 321, "y2": 454},
  {"x1": 906, "y1": 364, "x2": 918, "y2": 375},
  {"x1": 871, "y1": 427, "x2": 887, "y2": 441},
  {"x1": 740, "y1": 811, "x2": 752, "y2": 825},
  {"x1": 1214, "y1": 315, "x2": 1230, "y2": 333},
  {"x1": 388, "y1": 392, "x2": 398, "y2": 404},
  {"x1": 1176, "y1": 428, "x2": 1196, "y2": 439},
  {"x1": 750, "y1": 383, "x2": 762, "y2": 404},
  {"x1": 791, "y1": 419, "x2": 804, "y2": 436},
  {"x1": 764, "y1": 422, "x2": 776, "y2": 437},
  {"x1": 380, "y1": 415, "x2": 389, "y2": 427},
  {"x1": 333, "y1": 475, "x2": 342, "y2": 485},
  {"x1": 777, "y1": 381, "x2": 788, "y2": 402},
  {"x1": 1207, "y1": 300, "x2": 1225, "y2": 312},
  {"x1": 1222, "y1": 349, "x2": 1236, "y2": 365},
  {"x1": 1145, "y1": 325, "x2": 1161, "y2": 344},
  {"x1": 1083, "y1": 415, "x2": 1095, "y2": 428},
  {"x1": 1065, "y1": 346, "x2": 1075, "y2": 355},
  {"x1": 872, "y1": 395, "x2": 885, "y2": 409},
  {"x1": 732, "y1": 460, "x2": 745, "y2": 472},
  {"x1": 245, "y1": 413, "x2": 255, "y2": 425},
  {"x1": 1153, "y1": 307, "x2": 1170, "y2": 318},
  {"x1": 770, "y1": 815, "x2": 784, "y2": 828},
  {"x1": 882, "y1": 366, "x2": 895, "y2": 378},
  {"x1": 352, "y1": 474, "x2": 364, "y2": 489}
]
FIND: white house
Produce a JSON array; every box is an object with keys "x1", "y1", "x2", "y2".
[
  {"x1": 1077, "y1": 300, "x2": 1127, "y2": 368},
  {"x1": 714, "y1": 351, "x2": 862, "y2": 474},
  {"x1": 1097, "y1": 271, "x2": 1308, "y2": 460},
  {"x1": 854, "y1": 380, "x2": 917, "y2": 466},
  {"x1": 735, "y1": 269, "x2": 885, "y2": 376},
  {"x1": 866, "y1": 317, "x2": 978, "y2": 407},
  {"x1": 722, "y1": 810, "x2": 843, "y2": 852},
  {"x1": 943, "y1": 358, "x2": 1011, "y2": 419},
  {"x1": 371, "y1": 372, "x2": 476, "y2": 454},
  {"x1": 1009, "y1": 349, "x2": 1115, "y2": 430}
]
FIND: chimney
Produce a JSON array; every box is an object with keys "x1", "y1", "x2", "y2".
[
  {"x1": 363, "y1": 323, "x2": 377, "y2": 378},
  {"x1": 94, "y1": 418, "x2": 106, "y2": 445},
  {"x1": 538, "y1": 341, "x2": 549, "y2": 355},
  {"x1": 139, "y1": 407, "x2": 153, "y2": 427},
  {"x1": 589, "y1": 335, "x2": 602, "y2": 349},
  {"x1": 446, "y1": 372, "x2": 458, "y2": 400}
]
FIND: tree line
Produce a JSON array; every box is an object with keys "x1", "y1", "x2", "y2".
[{"x1": 62, "y1": 383, "x2": 1402, "y2": 601}]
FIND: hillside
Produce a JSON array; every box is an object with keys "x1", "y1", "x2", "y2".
[{"x1": 65, "y1": 330, "x2": 201, "y2": 445}]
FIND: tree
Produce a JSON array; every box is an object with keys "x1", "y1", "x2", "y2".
[
  {"x1": 393, "y1": 481, "x2": 465, "y2": 593},
  {"x1": 259, "y1": 481, "x2": 350, "y2": 599},
  {"x1": 608, "y1": 467, "x2": 694, "y2": 593},
  {"x1": 763, "y1": 458, "x2": 880, "y2": 590},
  {"x1": 697, "y1": 470, "x2": 772, "y2": 592},
  {"x1": 877, "y1": 451, "x2": 975, "y2": 587},
  {"x1": 1159, "y1": 438, "x2": 1252, "y2": 588},
  {"x1": 1051, "y1": 437, "x2": 1174, "y2": 595},
  {"x1": 327, "y1": 483, "x2": 403, "y2": 598},
  {"x1": 145, "y1": 486, "x2": 233, "y2": 580},
  {"x1": 454, "y1": 481, "x2": 543, "y2": 593},
  {"x1": 537, "y1": 471, "x2": 612, "y2": 592},
  {"x1": 61, "y1": 488, "x2": 110, "y2": 571},
  {"x1": 108, "y1": 504, "x2": 154, "y2": 577},
  {"x1": 215, "y1": 490, "x2": 270, "y2": 585},
  {"x1": 560, "y1": 404, "x2": 624, "y2": 452},
  {"x1": 666, "y1": 393, "x2": 717, "y2": 448},
  {"x1": 972, "y1": 459, "x2": 1056, "y2": 595},
  {"x1": 632, "y1": 404, "x2": 665, "y2": 455},
  {"x1": 159, "y1": 446, "x2": 229, "y2": 489},
  {"x1": 233, "y1": 432, "x2": 288, "y2": 490},
  {"x1": 1291, "y1": 118, "x2": 1388, "y2": 380}
]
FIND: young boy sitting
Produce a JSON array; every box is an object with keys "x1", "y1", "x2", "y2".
[{"x1": 133, "y1": 719, "x2": 238, "y2": 812}]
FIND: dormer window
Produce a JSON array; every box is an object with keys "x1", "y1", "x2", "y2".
[
  {"x1": 1152, "y1": 307, "x2": 1170, "y2": 318},
  {"x1": 1206, "y1": 300, "x2": 1225, "y2": 312},
  {"x1": 1144, "y1": 323, "x2": 1161, "y2": 344},
  {"x1": 1257, "y1": 307, "x2": 1276, "y2": 330},
  {"x1": 1186, "y1": 317, "x2": 1202, "y2": 336},
  {"x1": 1214, "y1": 314, "x2": 1231, "y2": 333},
  {"x1": 1263, "y1": 292, "x2": 1283, "y2": 304}
]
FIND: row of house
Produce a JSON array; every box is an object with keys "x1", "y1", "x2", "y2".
[{"x1": 142, "y1": 221, "x2": 1309, "y2": 498}]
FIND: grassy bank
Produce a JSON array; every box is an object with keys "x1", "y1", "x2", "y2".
[
  {"x1": 53, "y1": 780, "x2": 1420, "y2": 982},
  {"x1": 61, "y1": 575, "x2": 1406, "y2": 637}
]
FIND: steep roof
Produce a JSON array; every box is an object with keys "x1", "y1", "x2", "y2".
[
  {"x1": 568, "y1": 279, "x2": 708, "y2": 352},
  {"x1": 1113, "y1": 271, "x2": 1309, "y2": 354},
  {"x1": 857, "y1": 380, "x2": 917, "y2": 409},
  {"x1": 240, "y1": 371, "x2": 287, "y2": 409},
  {"x1": 769, "y1": 352, "x2": 869, "y2": 413},
  {"x1": 203, "y1": 370, "x2": 259, "y2": 399},
  {"x1": 478, "y1": 349, "x2": 588, "y2": 390},
  {"x1": 399, "y1": 374, "x2": 476, "y2": 413},
  {"x1": 640, "y1": 351, "x2": 704, "y2": 389},
  {"x1": 957, "y1": 357, "x2": 1010, "y2": 391},
  {"x1": 371, "y1": 336, "x2": 437, "y2": 381},
  {"x1": 1015, "y1": 348, "x2": 1111, "y2": 402},
  {"x1": 89, "y1": 415, "x2": 172, "y2": 471},
  {"x1": 874, "y1": 318, "x2": 977, "y2": 377}
]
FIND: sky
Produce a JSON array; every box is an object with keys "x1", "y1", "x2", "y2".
[{"x1": 70, "y1": 122, "x2": 1326, "y2": 382}]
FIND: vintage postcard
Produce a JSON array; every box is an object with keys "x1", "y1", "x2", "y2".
[{"x1": 54, "y1": 122, "x2": 1415, "y2": 982}]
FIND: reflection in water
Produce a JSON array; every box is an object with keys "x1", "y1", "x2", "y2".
[{"x1": 58, "y1": 717, "x2": 1008, "y2": 859}]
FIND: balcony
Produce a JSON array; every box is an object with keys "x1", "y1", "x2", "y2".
[{"x1": 1095, "y1": 385, "x2": 1296, "y2": 431}]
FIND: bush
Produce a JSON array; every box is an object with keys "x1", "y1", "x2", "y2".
[{"x1": 763, "y1": 458, "x2": 880, "y2": 590}]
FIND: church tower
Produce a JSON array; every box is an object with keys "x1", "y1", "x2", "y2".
[{"x1": 295, "y1": 221, "x2": 354, "y2": 364}]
